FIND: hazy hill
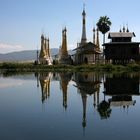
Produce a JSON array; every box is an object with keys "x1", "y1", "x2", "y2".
[{"x1": 0, "y1": 48, "x2": 73, "y2": 62}]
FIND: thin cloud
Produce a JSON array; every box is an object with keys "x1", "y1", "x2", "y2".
[{"x1": 0, "y1": 43, "x2": 24, "y2": 54}]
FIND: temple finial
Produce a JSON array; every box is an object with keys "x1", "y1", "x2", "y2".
[
  {"x1": 126, "y1": 24, "x2": 129, "y2": 32},
  {"x1": 119, "y1": 25, "x2": 122, "y2": 32},
  {"x1": 83, "y1": 2, "x2": 85, "y2": 11},
  {"x1": 81, "y1": 3, "x2": 87, "y2": 45},
  {"x1": 123, "y1": 24, "x2": 125, "y2": 32}
]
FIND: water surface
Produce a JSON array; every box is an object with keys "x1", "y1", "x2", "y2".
[{"x1": 0, "y1": 72, "x2": 140, "y2": 140}]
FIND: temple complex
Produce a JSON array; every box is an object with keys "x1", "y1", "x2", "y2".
[
  {"x1": 37, "y1": 6, "x2": 139, "y2": 66},
  {"x1": 39, "y1": 34, "x2": 52, "y2": 65}
]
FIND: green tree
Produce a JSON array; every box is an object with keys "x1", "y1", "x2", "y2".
[{"x1": 96, "y1": 16, "x2": 112, "y2": 57}]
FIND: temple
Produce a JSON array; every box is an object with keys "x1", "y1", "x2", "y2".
[
  {"x1": 104, "y1": 27, "x2": 140, "y2": 64},
  {"x1": 74, "y1": 6, "x2": 101, "y2": 64},
  {"x1": 39, "y1": 34, "x2": 52, "y2": 65}
]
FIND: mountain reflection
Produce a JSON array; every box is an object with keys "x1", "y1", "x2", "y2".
[{"x1": 35, "y1": 72, "x2": 140, "y2": 127}]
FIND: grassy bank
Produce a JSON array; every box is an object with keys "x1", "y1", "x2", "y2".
[{"x1": 0, "y1": 62, "x2": 140, "y2": 72}]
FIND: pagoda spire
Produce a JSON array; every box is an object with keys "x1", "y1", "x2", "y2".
[
  {"x1": 81, "y1": 4, "x2": 87, "y2": 45},
  {"x1": 44, "y1": 37, "x2": 49, "y2": 58},
  {"x1": 93, "y1": 27, "x2": 96, "y2": 44},
  {"x1": 39, "y1": 34, "x2": 47, "y2": 64},
  {"x1": 59, "y1": 27, "x2": 72, "y2": 64},
  {"x1": 47, "y1": 38, "x2": 51, "y2": 57},
  {"x1": 61, "y1": 27, "x2": 68, "y2": 57},
  {"x1": 95, "y1": 28, "x2": 100, "y2": 51}
]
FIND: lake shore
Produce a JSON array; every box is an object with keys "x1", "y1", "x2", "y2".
[{"x1": 0, "y1": 62, "x2": 140, "y2": 73}]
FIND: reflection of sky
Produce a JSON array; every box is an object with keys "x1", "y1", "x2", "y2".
[
  {"x1": 0, "y1": 75, "x2": 36, "y2": 89},
  {"x1": 0, "y1": 78, "x2": 23, "y2": 89},
  {"x1": 0, "y1": 73, "x2": 140, "y2": 140}
]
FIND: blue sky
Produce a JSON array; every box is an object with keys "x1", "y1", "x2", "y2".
[{"x1": 0, "y1": 0, "x2": 140, "y2": 53}]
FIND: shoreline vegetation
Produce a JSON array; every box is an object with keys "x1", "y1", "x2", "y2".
[{"x1": 0, "y1": 62, "x2": 140, "y2": 73}]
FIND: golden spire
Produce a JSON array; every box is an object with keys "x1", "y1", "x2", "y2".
[
  {"x1": 95, "y1": 28, "x2": 100, "y2": 51},
  {"x1": 39, "y1": 34, "x2": 47, "y2": 60},
  {"x1": 61, "y1": 27, "x2": 68, "y2": 57},
  {"x1": 44, "y1": 37, "x2": 49, "y2": 57}
]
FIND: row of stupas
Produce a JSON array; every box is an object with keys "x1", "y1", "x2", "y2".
[
  {"x1": 39, "y1": 35, "x2": 52, "y2": 65},
  {"x1": 38, "y1": 6, "x2": 101, "y2": 65}
]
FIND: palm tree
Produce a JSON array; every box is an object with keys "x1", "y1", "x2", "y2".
[{"x1": 96, "y1": 16, "x2": 112, "y2": 57}]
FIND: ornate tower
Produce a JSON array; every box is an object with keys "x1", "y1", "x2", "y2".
[
  {"x1": 61, "y1": 27, "x2": 68, "y2": 57},
  {"x1": 59, "y1": 27, "x2": 72, "y2": 64},
  {"x1": 95, "y1": 28, "x2": 100, "y2": 51},
  {"x1": 44, "y1": 38, "x2": 49, "y2": 58},
  {"x1": 47, "y1": 38, "x2": 51, "y2": 57},
  {"x1": 93, "y1": 27, "x2": 96, "y2": 44},
  {"x1": 39, "y1": 34, "x2": 52, "y2": 65},
  {"x1": 39, "y1": 34, "x2": 47, "y2": 64},
  {"x1": 81, "y1": 5, "x2": 87, "y2": 46}
]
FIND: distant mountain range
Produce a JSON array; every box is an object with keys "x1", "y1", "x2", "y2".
[{"x1": 0, "y1": 48, "x2": 74, "y2": 62}]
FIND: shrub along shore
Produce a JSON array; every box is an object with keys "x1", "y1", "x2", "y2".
[{"x1": 0, "y1": 62, "x2": 140, "y2": 73}]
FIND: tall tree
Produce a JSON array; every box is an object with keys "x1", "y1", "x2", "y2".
[{"x1": 96, "y1": 16, "x2": 112, "y2": 56}]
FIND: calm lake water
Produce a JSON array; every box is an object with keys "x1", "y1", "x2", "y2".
[{"x1": 0, "y1": 72, "x2": 140, "y2": 140}]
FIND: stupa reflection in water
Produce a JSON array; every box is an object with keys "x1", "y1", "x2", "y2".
[
  {"x1": 39, "y1": 72, "x2": 52, "y2": 103},
  {"x1": 59, "y1": 72, "x2": 72, "y2": 109},
  {"x1": 73, "y1": 72, "x2": 102, "y2": 128},
  {"x1": 36, "y1": 72, "x2": 140, "y2": 127}
]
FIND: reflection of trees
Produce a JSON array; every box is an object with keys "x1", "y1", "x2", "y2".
[
  {"x1": 97, "y1": 100, "x2": 111, "y2": 119},
  {"x1": 100, "y1": 73, "x2": 140, "y2": 118}
]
